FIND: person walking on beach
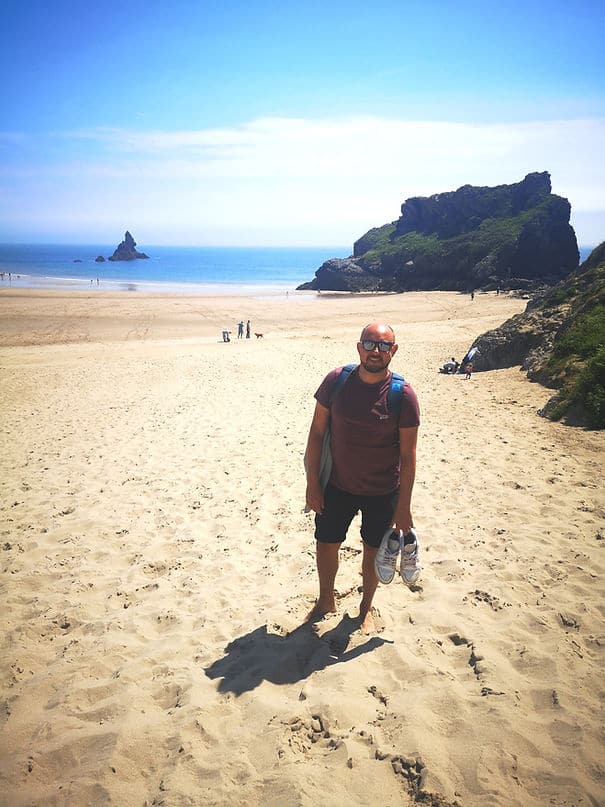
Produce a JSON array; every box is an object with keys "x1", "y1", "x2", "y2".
[
  {"x1": 465, "y1": 362, "x2": 473, "y2": 380},
  {"x1": 304, "y1": 323, "x2": 420, "y2": 633},
  {"x1": 237, "y1": 321, "x2": 244, "y2": 339},
  {"x1": 246, "y1": 320, "x2": 251, "y2": 339}
]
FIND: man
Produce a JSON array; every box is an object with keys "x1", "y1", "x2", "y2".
[{"x1": 305, "y1": 323, "x2": 420, "y2": 633}]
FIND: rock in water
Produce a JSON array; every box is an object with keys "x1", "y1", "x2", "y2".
[
  {"x1": 297, "y1": 172, "x2": 579, "y2": 292},
  {"x1": 108, "y1": 231, "x2": 150, "y2": 262}
]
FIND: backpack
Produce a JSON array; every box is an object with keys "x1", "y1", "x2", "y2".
[
  {"x1": 329, "y1": 363, "x2": 406, "y2": 415},
  {"x1": 307, "y1": 364, "x2": 406, "y2": 493}
]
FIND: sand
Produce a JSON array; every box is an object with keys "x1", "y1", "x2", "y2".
[{"x1": 0, "y1": 287, "x2": 603, "y2": 807}]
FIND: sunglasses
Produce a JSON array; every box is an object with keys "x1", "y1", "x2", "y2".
[{"x1": 360, "y1": 339, "x2": 394, "y2": 353}]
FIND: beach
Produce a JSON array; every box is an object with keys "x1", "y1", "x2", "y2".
[{"x1": 1, "y1": 288, "x2": 603, "y2": 806}]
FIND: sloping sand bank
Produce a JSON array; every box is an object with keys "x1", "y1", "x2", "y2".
[{"x1": 1, "y1": 289, "x2": 603, "y2": 806}]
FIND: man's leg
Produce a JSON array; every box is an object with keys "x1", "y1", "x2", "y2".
[
  {"x1": 306, "y1": 541, "x2": 340, "y2": 621},
  {"x1": 359, "y1": 543, "x2": 379, "y2": 633},
  {"x1": 358, "y1": 489, "x2": 398, "y2": 633},
  {"x1": 307, "y1": 485, "x2": 356, "y2": 621}
]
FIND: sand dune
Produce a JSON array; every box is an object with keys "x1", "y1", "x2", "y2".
[{"x1": 1, "y1": 288, "x2": 603, "y2": 806}]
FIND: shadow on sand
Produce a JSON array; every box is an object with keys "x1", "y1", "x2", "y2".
[{"x1": 204, "y1": 615, "x2": 392, "y2": 696}]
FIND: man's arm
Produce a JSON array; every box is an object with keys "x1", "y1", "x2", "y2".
[
  {"x1": 393, "y1": 426, "x2": 418, "y2": 534},
  {"x1": 305, "y1": 400, "x2": 330, "y2": 514}
]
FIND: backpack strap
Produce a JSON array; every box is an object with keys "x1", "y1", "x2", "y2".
[
  {"x1": 329, "y1": 363, "x2": 356, "y2": 406},
  {"x1": 388, "y1": 371, "x2": 406, "y2": 418},
  {"x1": 330, "y1": 364, "x2": 406, "y2": 418}
]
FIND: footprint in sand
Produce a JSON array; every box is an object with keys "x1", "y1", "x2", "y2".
[
  {"x1": 447, "y1": 633, "x2": 504, "y2": 697},
  {"x1": 464, "y1": 589, "x2": 511, "y2": 611}
]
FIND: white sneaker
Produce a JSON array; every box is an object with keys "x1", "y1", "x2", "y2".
[
  {"x1": 375, "y1": 528, "x2": 403, "y2": 584},
  {"x1": 400, "y1": 529, "x2": 421, "y2": 587}
]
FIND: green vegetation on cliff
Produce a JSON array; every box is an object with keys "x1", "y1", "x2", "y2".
[
  {"x1": 300, "y1": 173, "x2": 579, "y2": 293},
  {"x1": 353, "y1": 192, "x2": 576, "y2": 290},
  {"x1": 357, "y1": 226, "x2": 443, "y2": 266},
  {"x1": 537, "y1": 247, "x2": 605, "y2": 428}
]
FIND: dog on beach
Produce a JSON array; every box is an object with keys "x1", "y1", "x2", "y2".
[{"x1": 254, "y1": 333, "x2": 264, "y2": 339}]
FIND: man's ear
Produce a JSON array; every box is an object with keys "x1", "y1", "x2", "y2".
[{"x1": 391, "y1": 344, "x2": 399, "y2": 356}]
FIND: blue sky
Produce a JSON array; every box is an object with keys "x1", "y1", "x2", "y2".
[{"x1": 1, "y1": 0, "x2": 603, "y2": 246}]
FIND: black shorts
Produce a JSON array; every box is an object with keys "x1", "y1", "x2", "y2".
[{"x1": 315, "y1": 483, "x2": 399, "y2": 548}]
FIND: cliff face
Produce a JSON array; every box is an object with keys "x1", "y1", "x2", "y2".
[
  {"x1": 470, "y1": 243, "x2": 605, "y2": 428},
  {"x1": 108, "y1": 231, "x2": 150, "y2": 262},
  {"x1": 392, "y1": 170, "x2": 553, "y2": 239},
  {"x1": 298, "y1": 173, "x2": 579, "y2": 292}
]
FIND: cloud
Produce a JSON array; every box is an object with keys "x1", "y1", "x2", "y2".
[
  {"x1": 1, "y1": 116, "x2": 604, "y2": 244},
  {"x1": 60, "y1": 116, "x2": 604, "y2": 183}
]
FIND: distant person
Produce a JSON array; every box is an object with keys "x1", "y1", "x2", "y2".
[
  {"x1": 304, "y1": 323, "x2": 421, "y2": 634},
  {"x1": 237, "y1": 321, "x2": 244, "y2": 339},
  {"x1": 441, "y1": 357, "x2": 458, "y2": 374},
  {"x1": 246, "y1": 320, "x2": 251, "y2": 339},
  {"x1": 470, "y1": 290, "x2": 475, "y2": 301},
  {"x1": 465, "y1": 362, "x2": 473, "y2": 380}
]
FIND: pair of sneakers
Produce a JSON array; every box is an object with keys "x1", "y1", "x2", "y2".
[{"x1": 375, "y1": 527, "x2": 421, "y2": 586}]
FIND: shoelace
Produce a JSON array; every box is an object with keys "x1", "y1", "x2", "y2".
[
  {"x1": 401, "y1": 542, "x2": 418, "y2": 567},
  {"x1": 380, "y1": 538, "x2": 401, "y2": 569}
]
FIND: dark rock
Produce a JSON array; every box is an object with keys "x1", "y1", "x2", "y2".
[
  {"x1": 394, "y1": 171, "x2": 552, "y2": 239},
  {"x1": 95, "y1": 255, "x2": 106, "y2": 263},
  {"x1": 297, "y1": 258, "x2": 391, "y2": 292},
  {"x1": 297, "y1": 173, "x2": 579, "y2": 292},
  {"x1": 108, "y1": 231, "x2": 150, "y2": 262},
  {"x1": 471, "y1": 243, "x2": 605, "y2": 428}
]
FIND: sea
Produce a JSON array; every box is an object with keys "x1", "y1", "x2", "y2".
[
  {"x1": 0, "y1": 243, "x2": 597, "y2": 295},
  {"x1": 0, "y1": 244, "x2": 350, "y2": 294}
]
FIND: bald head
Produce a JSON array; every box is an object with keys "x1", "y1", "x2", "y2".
[
  {"x1": 357, "y1": 323, "x2": 398, "y2": 377},
  {"x1": 360, "y1": 323, "x2": 396, "y2": 342}
]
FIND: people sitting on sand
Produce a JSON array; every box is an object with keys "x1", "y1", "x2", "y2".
[{"x1": 440, "y1": 357, "x2": 459, "y2": 374}]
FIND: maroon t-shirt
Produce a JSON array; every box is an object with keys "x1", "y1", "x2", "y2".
[{"x1": 314, "y1": 366, "x2": 420, "y2": 496}]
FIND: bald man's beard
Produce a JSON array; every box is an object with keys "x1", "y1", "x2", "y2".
[{"x1": 361, "y1": 354, "x2": 391, "y2": 373}]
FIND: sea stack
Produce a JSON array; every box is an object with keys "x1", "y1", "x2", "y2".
[
  {"x1": 108, "y1": 231, "x2": 150, "y2": 262},
  {"x1": 297, "y1": 172, "x2": 579, "y2": 292}
]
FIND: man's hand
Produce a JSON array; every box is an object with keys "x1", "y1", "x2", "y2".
[
  {"x1": 305, "y1": 401, "x2": 330, "y2": 514},
  {"x1": 305, "y1": 481, "x2": 324, "y2": 514},
  {"x1": 393, "y1": 510, "x2": 413, "y2": 535},
  {"x1": 395, "y1": 426, "x2": 417, "y2": 536}
]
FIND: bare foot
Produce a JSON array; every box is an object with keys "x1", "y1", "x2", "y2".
[
  {"x1": 305, "y1": 600, "x2": 337, "y2": 623},
  {"x1": 359, "y1": 607, "x2": 376, "y2": 634}
]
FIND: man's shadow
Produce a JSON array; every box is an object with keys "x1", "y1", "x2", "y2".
[{"x1": 204, "y1": 614, "x2": 392, "y2": 696}]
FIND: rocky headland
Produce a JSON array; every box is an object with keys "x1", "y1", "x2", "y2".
[
  {"x1": 108, "y1": 231, "x2": 150, "y2": 262},
  {"x1": 470, "y1": 242, "x2": 605, "y2": 428},
  {"x1": 298, "y1": 172, "x2": 579, "y2": 292}
]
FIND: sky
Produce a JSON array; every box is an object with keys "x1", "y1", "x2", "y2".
[{"x1": 0, "y1": 0, "x2": 603, "y2": 247}]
